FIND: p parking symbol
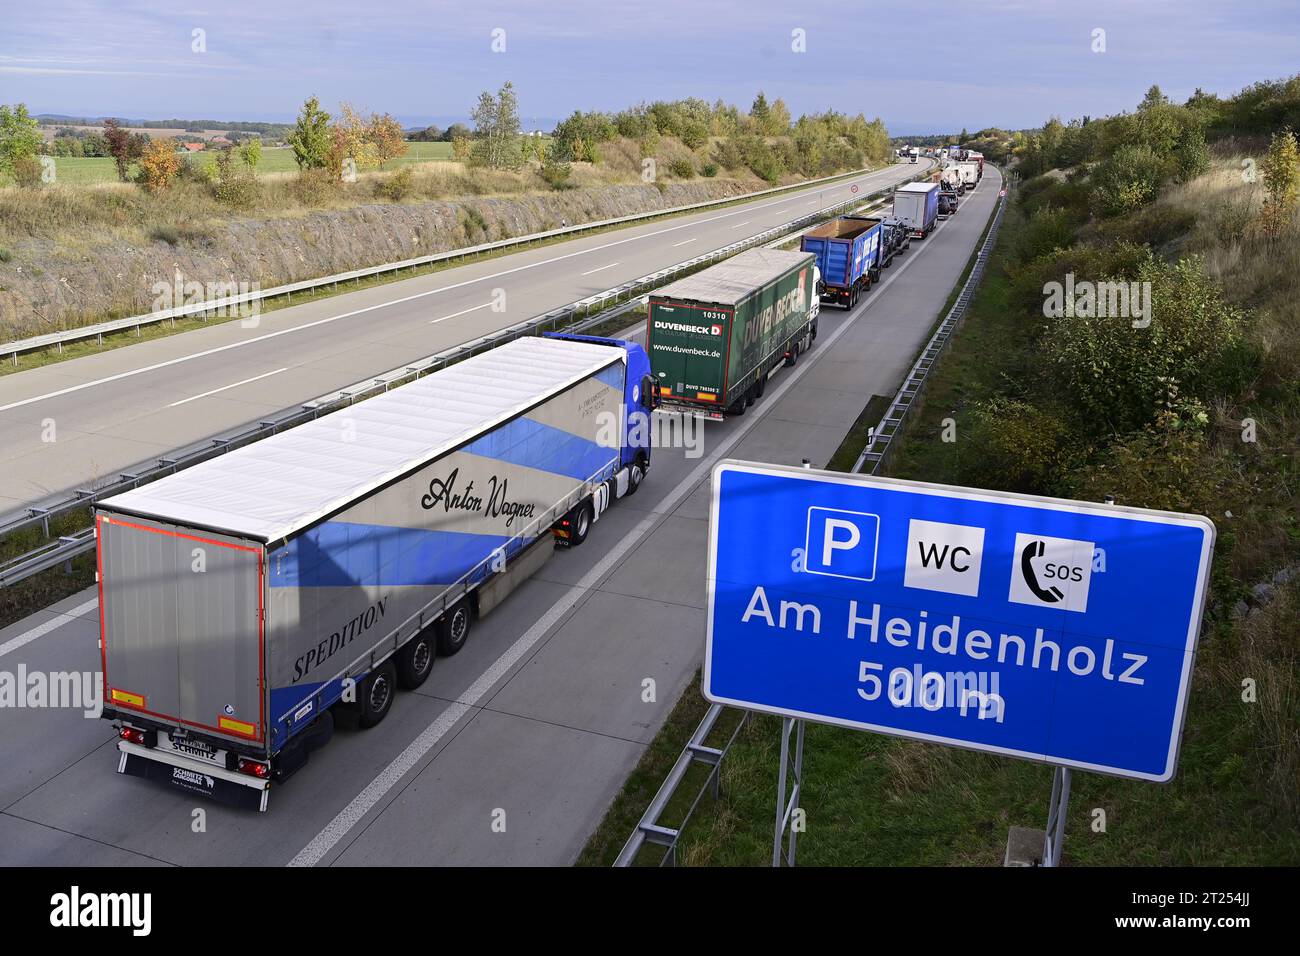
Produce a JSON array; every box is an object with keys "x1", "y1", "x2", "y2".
[{"x1": 805, "y1": 507, "x2": 880, "y2": 582}]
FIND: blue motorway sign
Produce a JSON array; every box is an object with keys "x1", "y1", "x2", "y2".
[{"x1": 704, "y1": 461, "x2": 1216, "y2": 782}]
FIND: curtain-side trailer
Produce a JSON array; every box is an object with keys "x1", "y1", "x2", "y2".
[
  {"x1": 800, "y1": 215, "x2": 883, "y2": 309},
  {"x1": 97, "y1": 335, "x2": 654, "y2": 810},
  {"x1": 647, "y1": 248, "x2": 818, "y2": 419}
]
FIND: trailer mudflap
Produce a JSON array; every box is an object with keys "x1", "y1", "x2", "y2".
[{"x1": 117, "y1": 741, "x2": 270, "y2": 812}]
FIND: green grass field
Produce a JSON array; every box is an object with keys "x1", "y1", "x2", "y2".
[{"x1": 43, "y1": 141, "x2": 459, "y2": 185}]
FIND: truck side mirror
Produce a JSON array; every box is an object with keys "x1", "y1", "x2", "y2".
[{"x1": 642, "y1": 375, "x2": 657, "y2": 409}]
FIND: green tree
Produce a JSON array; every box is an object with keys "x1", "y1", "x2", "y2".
[
  {"x1": 288, "y1": 95, "x2": 332, "y2": 169},
  {"x1": 1260, "y1": 128, "x2": 1300, "y2": 237},
  {"x1": 0, "y1": 103, "x2": 42, "y2": 180},
  {"x1": 470, "y1": 81, "x2": 522, "y2": 169},
  {"x1": 239, "y1": 137, "x2": 262, "y2": 169}
]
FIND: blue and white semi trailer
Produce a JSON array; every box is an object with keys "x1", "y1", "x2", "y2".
[{"x1": 95, "y1": 334, "x2": 654, "y2": 809}]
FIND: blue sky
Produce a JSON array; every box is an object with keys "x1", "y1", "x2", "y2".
[{"x1": 2, "y1": 0, "x2": 1298, "y2": 134}]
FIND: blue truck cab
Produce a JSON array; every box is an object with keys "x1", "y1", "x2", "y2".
[{"x1": 545, "y1": 332, "x2": 656, "y2": 476}]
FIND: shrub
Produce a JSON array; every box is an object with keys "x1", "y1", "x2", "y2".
[
  {"x1": 291, "y1": 167, "x2": 336, "y2": 206},
  {"x1": 11, "y1": 155, "x2": 42, "y2": 189},
  {"x1": 373, "y1": 167, "x2": 414, "y2": 201},
  {"x1": 1091, "y1": 144, "x2": 1163, "y2": 217},
  {"x1": 540, "y1": 147, "x2": 573, "y2": 190},
  {"x1": 138, "y1": 140, "x2": 182, "y2": 192},
  {"x1": 1046, "y1": 254, "x2": 1252, "y2": 432},
  {"x1": 1015, "y1": 206, "x2": 1081, "y2": 263},
  {"x1": 962, "y1": 398, "x2": 1072, "y2": 493},
  {"x1": 668, "y1": 157, "x2": 695, "y2": 178},
  {"x1": 701, "y1": 162, "x2": 719, "y2": 178},
  {"x1": 1064, "y1": 426, "x2": 1229, "y2": 517},
  {"x1": 212, "y1": 149, "x2": 259, "y2": 208}
]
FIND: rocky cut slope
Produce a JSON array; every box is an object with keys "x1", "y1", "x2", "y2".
[{"x1": 0, "y1": 178, "x2": 763, "y2": 340}]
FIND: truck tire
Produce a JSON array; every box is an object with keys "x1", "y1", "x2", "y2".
[
  {"x1": 625, "y1": 455, "x2": 647, "y2": 497},
  {"x1": 396, "y1": 629, "x2": 436, "y2": 689},
  {"x1": 727, "y1": 395, "x2": 746, "y2": 416},
  {"x1": 437, "y1": 598, "x2": 473, "y2": 656},
  {"x1": 784, "y1": 343, "x2": 799, "y2": 368},
  {"x1": 357, "y1": 661, "x2": 397, "y2": 729}
]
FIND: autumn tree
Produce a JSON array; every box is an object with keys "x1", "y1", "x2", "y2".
[
  {"x1": 103, "y1": 118, "x2": 140, "y2": 181},
  {"x1": 138, "y1": 139, "x2": 182, "y2": 190}
]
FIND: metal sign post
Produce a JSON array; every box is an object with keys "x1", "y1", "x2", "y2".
[
  {"x1": 772, "y1": 717, "x2": 805, "y2": 866},
  {"x1": 1042, "y1": 765, "x2": 1071, "y2": 867}
]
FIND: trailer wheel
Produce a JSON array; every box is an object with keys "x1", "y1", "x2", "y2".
[
  {"x1": 437, "y1": 599, "x2": 473, "y2": 656},
  {"x1": 784, "y1": 343, "x2": 799, "y2": 368},
  {"x1": 396, "y1": 629, "x2": 436, "y2": 689},
  {"x1": 357, "y1": 661, "x2": 397, "y2": 729}
]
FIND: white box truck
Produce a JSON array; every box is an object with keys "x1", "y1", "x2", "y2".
[
  {"x1": 96, "y1": 334, "x2": 655, "y2": 810},
  {"x1": 956, "y1": 161, "x2": 980, "y2": 188},
  {"x1": 892, "y1": 182, "x2": 940, "y2": 239}
]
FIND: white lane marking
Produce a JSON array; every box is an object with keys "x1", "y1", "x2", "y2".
[
  {"x1": 671, "y1": 238, "x2": 696, "y2": 247},
  {"x1": 286, "y1": 173, "x2": 964, "y2": 868},
  {"x1": 731, "y1": 220, "x2": 752, "y2": 229},
  {"x1": 167, "y1": 367, "x2": 289, "y2": 407},
  {"x1": 0, "y1": 598, "x2": 98, "y2": 660},
  {"x1": 0, "y1": 169, "x2": 912, "y2": 415},
  {"x1": 431, "y1": 302, "x2": 492, "y2": 324},
  {"x1": 580, "y1": 262, "x2": 620, "y2": 276}
]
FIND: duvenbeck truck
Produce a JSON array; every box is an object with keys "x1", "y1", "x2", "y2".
[
  {"x1": 96, "y1": 334, "x2": 654, "y2": 810},
  {"x1": 800, "y1": 215, "x2": 882, "y2": 309},
  {"x1": 648, "y1": 248, "x2": 818, "y2": 418},
  {"x1": 893, "y1": 182, "x2": 940, "y2": 239}
]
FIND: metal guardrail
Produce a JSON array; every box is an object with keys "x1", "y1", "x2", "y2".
[
  {"x1": 613, "y1": 704, "x2": 750, "y2": 867},
  {"x1": 0, "y1": 173, "x2": 925, "y2": 588},
  {"x1": 852, "y1": 181, "x2": 1009, "y2": 475},
  {"x1": 2, "y1": 166, "x2": 889, "y2": 363},
  {"x1": 612, "y1": 173, "x2": 1010, "y2": 868}
]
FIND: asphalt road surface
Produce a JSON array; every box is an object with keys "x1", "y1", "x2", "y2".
[
  {"x1": 0, "y1": 167, "x2": 1001, "y2": 866},
  {"x1": 0, "y1": 162, "x2": 930, "y2": 515}
]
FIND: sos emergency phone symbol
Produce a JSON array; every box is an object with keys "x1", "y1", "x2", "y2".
[{"x1": 1008, "y1": 532, "x2": 1095, "y2": 613}]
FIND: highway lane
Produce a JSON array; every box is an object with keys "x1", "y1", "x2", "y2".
[
  {"x1": 0, "y1": 162, "x2": 929, "y2": 514},
  {"x1": 0, "y1": 168, "x2": 1000, "y2": 866}
]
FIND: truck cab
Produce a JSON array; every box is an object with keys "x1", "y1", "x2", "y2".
[{"x1": 546, "y1": 332, "x2": 655, "y2": 490}]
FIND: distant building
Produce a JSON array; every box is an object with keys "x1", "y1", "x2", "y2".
[{"x1": 183, "y1": 142, "x2": 206, "y2": 152}]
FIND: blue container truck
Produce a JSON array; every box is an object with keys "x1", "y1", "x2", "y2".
[
  {"x1": 893, "y1": 182, "x2": 941, "y2": 239},
  {"x1": 800, "y1": 215, "x2": 884, "y2": 308},
  {"x1": 95, "y1": 334, "x2": 655, "y2": 810}
]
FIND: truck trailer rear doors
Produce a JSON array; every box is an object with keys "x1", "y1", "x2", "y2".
[{"x1": 98, "y1": 513, "x2": 265, "y2": 746}]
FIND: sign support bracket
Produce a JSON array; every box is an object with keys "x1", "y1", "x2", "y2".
[
  {"x1": 772, "y1": 716, "x2": 805, "y2": 866},
  {"x1": 1041, "y1": 765, "x2": 1071, "y2": 867}
]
